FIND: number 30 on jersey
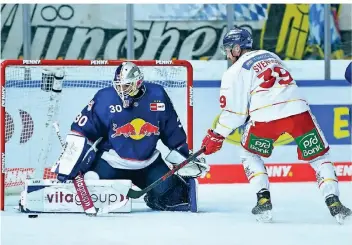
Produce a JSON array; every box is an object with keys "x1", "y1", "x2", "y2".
[
  {"x1": 74, "y1": 113, "x2": 88, "y2": 126},
  {"x1": 109, "y1": 105, "x2": 122, "y2": 113}
]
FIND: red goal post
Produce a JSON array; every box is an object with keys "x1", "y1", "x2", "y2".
[{"x1": 0, "y1": 59, "x2": 194, "y2": 210}]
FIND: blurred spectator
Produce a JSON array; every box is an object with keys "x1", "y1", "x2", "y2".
[{"x1": 305, "y1": 4, "x2": 344, "y2": 60}]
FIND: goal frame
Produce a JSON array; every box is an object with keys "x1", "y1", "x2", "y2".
[{"x1": 0, "y1": 59, "x2": 194, "y2": 210}]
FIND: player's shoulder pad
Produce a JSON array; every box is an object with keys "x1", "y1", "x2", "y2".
[{"x1": 241, "y1": 50, "x2": 276, "y2": 71}]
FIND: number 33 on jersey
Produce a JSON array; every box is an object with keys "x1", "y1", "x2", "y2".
[{"x1": 218, "y1": 50, "x2": 310, "y2": 126}]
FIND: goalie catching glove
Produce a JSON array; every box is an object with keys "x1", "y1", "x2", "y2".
[{"x1": 165, "y1": 148, "x2": 209, "y2": 178}]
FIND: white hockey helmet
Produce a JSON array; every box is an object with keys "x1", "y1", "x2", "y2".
[{"x1": 112, "y1": 62, "x2": 144, "y2": 108}]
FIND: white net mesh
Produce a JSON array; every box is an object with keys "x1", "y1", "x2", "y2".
[{"x1": 3, "y1": 64, "x2": 190, "y2": 200}]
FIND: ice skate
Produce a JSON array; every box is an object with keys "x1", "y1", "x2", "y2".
[
  {"x1": 252, "y1": 189, "x2": 273, "y2": 222},
  {"x1": 325, "y1": 195, "x2": 352, "y2": 224}
]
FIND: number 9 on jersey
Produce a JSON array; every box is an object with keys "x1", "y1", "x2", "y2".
[{"x1": 220, "y1": 95, "x2": 227, "y2": 109}]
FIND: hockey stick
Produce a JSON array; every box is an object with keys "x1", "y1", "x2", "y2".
[
  {"x1": 114, "y1": 147, "x2": 206, "y2": 199},
  {"x1": 53, "y1": 122, "x2": 128, "y2": 216}
]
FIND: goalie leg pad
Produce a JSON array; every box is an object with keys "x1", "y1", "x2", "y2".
[
  {"x1": 142, "y1": 156, "x2": 193, "y2": 211},
  {"x1": 188, "y1": 178, "x2": 198, "y2": 213},
  {"x1": 144, "y1": 178, "x2": 198, "y2": 212},
  {"x1": 140, "y1": 155, "x2": 181, "y2": 197},
  {"x1": 144, "y1": 182, "x2": 190, "y2": 212},
  {"x1": 20, "y1": 179, "x2": 132, "y2": 213}
]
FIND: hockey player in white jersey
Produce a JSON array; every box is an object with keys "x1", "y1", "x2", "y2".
[{"x1": 201, "y1": 28, "x2": 351, "y2": 223}]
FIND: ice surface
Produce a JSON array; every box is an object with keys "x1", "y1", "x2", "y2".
[{"x1": 1, "y1": 182, "x2": 351, "y2": 245}]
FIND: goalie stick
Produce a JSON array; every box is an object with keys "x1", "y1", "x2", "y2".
[
  {"x1": 53, "y1": 122, "x2": 128, "y2": 216},
  {"x1": 117, "y1": 147, "x2": 205, "y2": 199}
]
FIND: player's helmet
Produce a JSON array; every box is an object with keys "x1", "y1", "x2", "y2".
[
  {"x1": 220, "y1": 27, "x2": 253, "y2": 55},
  {"x1": 113, "y1": 61, "x2": 144, "y2": 108}
]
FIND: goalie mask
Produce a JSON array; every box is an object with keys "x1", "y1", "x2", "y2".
[{"x1": 113, "y1": 62, "x2": 144, "y2": 108}]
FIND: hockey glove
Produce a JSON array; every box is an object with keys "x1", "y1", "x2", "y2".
[
  {"x1": 165, "y1": 150, "x2": 209, "y2": 178},
  {"x1": 201, "y1": 129, "x2": 225, "y2": 155},
  {"x1": 52, "y1": 135, "x2": 102, "y2": 182}
]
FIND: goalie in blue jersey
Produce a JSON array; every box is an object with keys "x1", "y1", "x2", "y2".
[{"x1": 52, "y1": 61, "x2": 208, "y2": 212}]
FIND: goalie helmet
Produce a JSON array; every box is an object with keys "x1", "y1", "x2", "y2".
[
  {"x1": 112, "y1": 62, "x2": 144, "y2": 108},
  {"x1": 220, "y1": 27, "x2": 253, "y2": 56}
]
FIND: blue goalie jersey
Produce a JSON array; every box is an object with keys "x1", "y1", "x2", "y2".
[{"x1": 70, "y1": 83, "x2": 188, "y2": 169}]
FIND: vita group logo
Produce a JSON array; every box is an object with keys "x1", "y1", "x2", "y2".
[{"x1": 111, "y1": 118, "x2": 160, "y2": 140}]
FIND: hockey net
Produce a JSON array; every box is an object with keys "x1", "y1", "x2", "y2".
[{"x1": 0, "y1": 60, "x2": 193, "y2": 210}]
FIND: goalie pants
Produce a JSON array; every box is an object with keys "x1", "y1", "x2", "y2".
[
  {"x1": 240, "y1": 110, "x2": 339, "y2": 199},
  {"x1": 90, "y1": 154, "x2": 189, "y2": 208}
]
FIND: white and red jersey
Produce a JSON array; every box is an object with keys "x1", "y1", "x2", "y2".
[{"x1": 214, "y1": 50, "x2": 310, "y2": 137}]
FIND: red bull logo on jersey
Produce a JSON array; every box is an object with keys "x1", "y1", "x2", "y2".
[{"x1": 111, "y1": 118, "x2": 160, "y2": 140}]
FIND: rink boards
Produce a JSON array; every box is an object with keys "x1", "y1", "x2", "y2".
[{"x1": 4, "y1": 80, "x2": 351, "y2": 184}]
